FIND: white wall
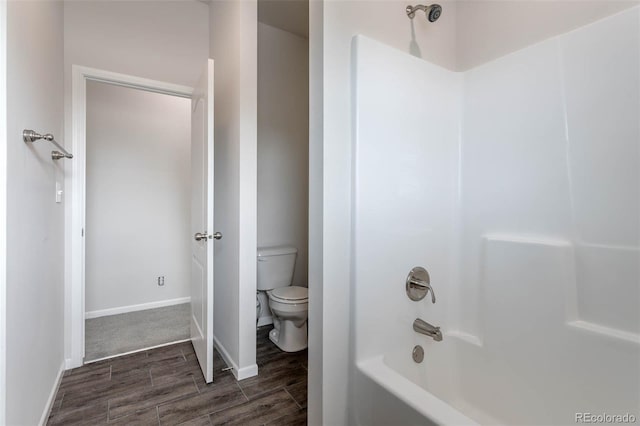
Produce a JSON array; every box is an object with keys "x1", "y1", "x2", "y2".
[
  {"x1": 313, "y1": 0, "x2": 640, "y2": 424},
  {"x1": 456, "y1": 0, "x2": 640, "y2": 70},
  {"x1": 258, "y1": 23, "x2": 309, "y2": 288},
  {"x1": 85, "y1": 81, "x2": 191, "y2": 314},
  {"x1": 63, "y1": 0, "x2": 209, "y2": 363},
  {"x1": 311, "y1": 1, "x2": 457, "y2": 424},
  {"x1": 63, "y1": 1, "x2": 209, "y2": 88},
  {"x1": 209, "y1": 0, "x2": 258, "y2": 379},
  {"x1": 5, "y1": 1, "x2": 65, "y2": 424},
  {"x1": 352, "y1": 35, "x2": 460, "y2": 362},
  {"x1": 458, "y1": 5, "x2": 640, "y2": 340},
  {"x1": 457, "y1": 10, "x2": 639, "y2": 422}
]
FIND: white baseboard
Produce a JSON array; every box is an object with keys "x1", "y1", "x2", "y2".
[
  {"x1": 85, "y1": 297, "x2": 190, "y2": 319},
  {"x1": 38, "y1": 360, "x2": 64, "y2": 426},
  {"x1": 213, "y1": 335, "x2": 239, "y2": 379},
  {"x1": 213, "y1": 335, "x2": 259, "y2": 381},
  {"x1": 237, "y1": 363, "x2": 258, "y2": 380},
  {"x1": 257, "y1": 315, "x2": 273, "y2": 327},
  {"x1": 65, "y1": 358, "x2": 79, "y2": 370}
]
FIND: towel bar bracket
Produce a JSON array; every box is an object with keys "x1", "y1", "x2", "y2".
[{"x1": 23, "y1": 129, "x2": 73, "y2": 160}]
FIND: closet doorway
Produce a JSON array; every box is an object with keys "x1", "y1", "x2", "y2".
[{"x1": 83, "y1": 80, "x2": 192, "y2": 362}]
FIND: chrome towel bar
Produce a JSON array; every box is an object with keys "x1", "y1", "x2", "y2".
[{"x1": 23, "y1": 129, "x2": 73, "y2": 160}]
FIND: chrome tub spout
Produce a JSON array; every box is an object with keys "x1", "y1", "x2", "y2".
[{"x1": 413, "y1": 318, "x2": 443, "y2": 342}]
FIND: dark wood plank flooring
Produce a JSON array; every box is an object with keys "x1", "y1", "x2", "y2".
[{"x1": 48, "y1": 327, "x2": 307, "y2": 425}]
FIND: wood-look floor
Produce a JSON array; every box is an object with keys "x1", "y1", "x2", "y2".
[{"x1": 47, "y1": 327, "x2": 307, "y2": 425}]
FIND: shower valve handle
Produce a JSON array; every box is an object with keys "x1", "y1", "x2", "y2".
[
  {"x1": 409, "y1": 278, "x2": 436, "y2": 303},
  {"x1": 406, "y1": 267, "x2": 436, "y2": 303}
]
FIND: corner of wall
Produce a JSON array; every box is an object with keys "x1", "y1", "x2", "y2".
[
  {"x1": 238, "y1": 0, "x2": 258, "y2": 374},
  {"x1": 209, "y1": 0, "x2": 258, "y2": 378}
]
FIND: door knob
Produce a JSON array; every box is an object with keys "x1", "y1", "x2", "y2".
[
  {"x1": 212, "y1": 232, "x2": 222, "y2": 240},
  {"x1": 194, "y1": 232, "x2": 209, "y2": 241}
]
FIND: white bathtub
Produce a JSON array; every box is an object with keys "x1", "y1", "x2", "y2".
[
  {"x1": 354, "y1": 356, "x2": 478, "y2": 426},
  {"x1": 352, "y1": 319, "x2": 640, "y2": 425}
]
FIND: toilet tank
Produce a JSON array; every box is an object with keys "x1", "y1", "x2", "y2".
[{"x1": 257, "y1": 246, "x2": 297, "y2": 291}]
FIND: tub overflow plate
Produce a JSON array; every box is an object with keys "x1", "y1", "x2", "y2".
[{"x1": 412, "y1": 345, "x2": 424, "y2": 363}]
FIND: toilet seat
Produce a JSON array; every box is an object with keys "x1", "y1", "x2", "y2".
[{"x1": 269, "y1": 286, "x2": 308, "y2": 304}]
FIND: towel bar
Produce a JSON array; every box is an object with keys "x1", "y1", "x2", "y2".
[{"x1": 23, "y1": 129, "x2": 73, "y2": 160}]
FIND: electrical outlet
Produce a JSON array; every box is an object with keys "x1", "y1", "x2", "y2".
[{"x1": 157, "y1": 276, "x2": 165, "y2": 286}]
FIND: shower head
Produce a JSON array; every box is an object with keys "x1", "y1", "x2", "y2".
[
  {"x1": 427, "y1": 4, "x2": 442, "y2": 21},
  {"x1": 406, "y1": 4, "x2": 442, "y2": 22}
]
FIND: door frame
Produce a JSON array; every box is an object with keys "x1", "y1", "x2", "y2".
[
  {"x1": 67, "y1": 66, "x2": 193, "y2": 368},
  {"x1": 0, "y1": 0, "x2": 7, "y2": 421}
]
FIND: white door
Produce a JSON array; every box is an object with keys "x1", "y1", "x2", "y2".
[{"x1": 191, "y1": 59, "x2": 215, "y2": 383}]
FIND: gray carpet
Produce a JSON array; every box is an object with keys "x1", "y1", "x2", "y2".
[{"x1": 85, "y1": 303, "x2": 190, "y2": 362}]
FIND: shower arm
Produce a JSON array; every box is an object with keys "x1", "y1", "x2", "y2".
[{"x1": 406, "y1": 4, "x2": 429, "y2": 18}]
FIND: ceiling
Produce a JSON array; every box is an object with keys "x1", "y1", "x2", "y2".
[{"x1": 258, "y1": 0, "x2": 309, "y2": 38}]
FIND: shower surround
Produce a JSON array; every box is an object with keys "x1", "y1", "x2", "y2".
[{"x1": 351, "y1": 7, "x2": 639, "y2": 425}]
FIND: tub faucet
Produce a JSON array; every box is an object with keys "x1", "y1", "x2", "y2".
[{"x1": 413, "y1": 318, "x2": 443, "y2": 342}]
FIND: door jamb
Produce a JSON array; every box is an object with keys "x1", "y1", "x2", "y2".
[
  {"x1": 67, "y1": 66, "x2": 193, "y2": 368},
  {"x1": 0, "y1": 0, "x2": 7, "y2": 421}
]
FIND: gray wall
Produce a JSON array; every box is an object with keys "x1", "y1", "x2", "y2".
[
  {"x1": 85, "y1": 81, "x2": 191, "y2": 314},
  {"x1": 258, "y1": 23, "x2": 309, "y2": 288},
  {"x1": 6, "y1": 1, "x2": 65, "y2": 424}
]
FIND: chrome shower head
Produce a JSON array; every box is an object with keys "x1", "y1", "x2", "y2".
[{"x1": 406, "y1": 4, "x2": 442, "y2": 22}]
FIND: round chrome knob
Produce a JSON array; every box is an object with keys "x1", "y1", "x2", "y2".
[
  {"x1": 212, "y1": 232, "x2": 222, "y2": 240},
  {"x1": 194, "y1": 232, "x2": 209, "y2": 241}
]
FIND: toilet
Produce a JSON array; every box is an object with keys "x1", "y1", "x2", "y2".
[{"x1": 257, "y1": 246, "x2": 308, "y2": 352}]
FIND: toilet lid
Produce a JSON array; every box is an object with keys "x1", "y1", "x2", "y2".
[{"x1": 270, "y1": 286, "x2": 308, "y2": 302}]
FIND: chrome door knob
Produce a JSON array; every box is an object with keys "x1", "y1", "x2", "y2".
[
  {"x1": 194, "y1": 232, "x2": 209, "y2": 241},
  {"x1": 212, "y1": 232, "x2": 222, "y2": 240}
]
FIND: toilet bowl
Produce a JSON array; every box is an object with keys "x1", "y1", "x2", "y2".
[
  {"x1": 267, "y1": 286, "x2": 308, "y2": 352},
  {"x1": 257, "y1": 245, "x2": 309, "y2": 352}
]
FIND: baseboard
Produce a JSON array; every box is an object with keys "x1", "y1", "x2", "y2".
[
  {"x1": 85, "y1": 297, "x2": 190, "y2": 319},
  {"x1": 257, "y1": 315, "x2": 273, "y2": 327},
  {"x1": 213, "y1": 335, "x2": 258, "y2": 381},
  {"x1": 38, "y1": 360, "x2": 64, "y2": 426},
  {"x1": 65, "y1": 358, "x2": 78, "y2": 370},
  {"x1": 236, "y1": 363, "x2": 258, "y2": 380},
  {"x1": 213, "y1": 335, "x2": 240, "y2": 380}
]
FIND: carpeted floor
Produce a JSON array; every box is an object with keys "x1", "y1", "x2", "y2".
[{"x1": 85, "y1": 303, "x2": 190, "y2": 362}]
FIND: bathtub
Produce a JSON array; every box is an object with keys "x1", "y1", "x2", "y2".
[
  {"x1": 352, "y1": 319, "x2": 639, "y2": 425},
  {"x1": 352, "y1": 330, "x2": 504, "y2": 426},
  {"x1": 354, "y1": 355, "x2": 478, "y2": 426}
]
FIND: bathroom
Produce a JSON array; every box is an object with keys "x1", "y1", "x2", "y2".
[{"x1": 1, "y1": 0, "x2": 639, "y2": 425}]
